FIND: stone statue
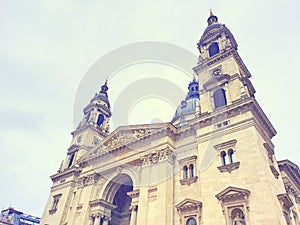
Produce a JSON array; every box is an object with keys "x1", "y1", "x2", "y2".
[{"x1": 232, "y1": 212, "x2": 246, "y2": 225}]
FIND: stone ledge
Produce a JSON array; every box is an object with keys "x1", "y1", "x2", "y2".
[{"x1": 217, "y1": 162, "x2": 240, "y2": 173}]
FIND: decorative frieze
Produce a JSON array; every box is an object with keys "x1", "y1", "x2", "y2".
[
  {"x1": 76, "y1": 173, "x2": 100, "y2": 188},
  {"x1": 106, "y1": 128, "x2": 151, "y2": 149},
  {"x1": 140, "y1": 147, "x2": 175, "y2": 166}
]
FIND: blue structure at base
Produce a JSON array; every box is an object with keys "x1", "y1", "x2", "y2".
[{"x1": 0, "y1": 208, "x2": 40, "y2": 225}]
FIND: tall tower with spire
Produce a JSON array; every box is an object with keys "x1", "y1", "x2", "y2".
[
  {"x1": 41, "y1": 12, "x2": 300, "y2": 225},
  {"x1": 60, "y1": 80, "x2": 112, "y2": 172}
]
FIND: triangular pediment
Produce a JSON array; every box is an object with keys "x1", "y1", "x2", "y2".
[
  {"x1": 175, "y1": 198, "x2": 202, "y2": 211},
  {"x1": 80, "y1": 122, "x2": 174, "y2": 160},
  {"x1": 215, "y1": 186, "x2": 250, "y2": 201},
  {"x1": 102, "y1": 123, "x2": 171, "y2": 148}
]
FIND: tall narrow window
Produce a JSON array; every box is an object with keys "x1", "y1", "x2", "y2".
[
  {"x1": 49, "y1": 194, "x2": 62, "y2": 214},
  {"x1": 209, "y1": 42, "x2": 219, "y2": 57},
  {"x1": 68, "y1": 153, "x2": 75, "y2": 168},
  {"x1": 183, "y1": 166, "x2": 189, "y2": 179},
  {"x1": 97, "y1": 114, "x2": 104, "y2": 126},
  {"x1": 189, "y1": 164, "x2": 194, "y2": 178},
  {"x1": 221, "y1": 151, "x2": 227, "y2": 166},
  {"x1": 228, "y1": 149, "x2": 234, "y2": 164},
  {"x1": 213, "y1": 89, "x2": 227, "y2": 108}
]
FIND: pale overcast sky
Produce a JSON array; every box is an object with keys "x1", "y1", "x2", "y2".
[{"x1": 0, "y1": 0, "x2": 299, "y2": 217}]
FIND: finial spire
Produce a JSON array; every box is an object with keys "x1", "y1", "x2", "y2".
[
  {"x1": 207, "y1": 9, "x2": 218, "y2": 25},
  {"x1": 100, "y1": 79, "x2": 109, "y2": 96}
]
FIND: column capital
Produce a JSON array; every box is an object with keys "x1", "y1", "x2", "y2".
[{"x1": 129, "y1": 204, "x2": 138, "y2": 211}]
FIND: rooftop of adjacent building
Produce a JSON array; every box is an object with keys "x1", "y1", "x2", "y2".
[{"x1": 0, "y1": 207, "x2": 40, "y2": 225}]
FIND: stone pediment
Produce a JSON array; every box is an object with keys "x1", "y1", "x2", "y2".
[
  {"x1": 175, "y1": 198, "x2": 202, "y2": 212},
  {"x1": 215, "y1": 186, "x2": 250, "y2": 203},
  {"x1": 102, "y1": 123, "x2": 170, "y2": 149}
]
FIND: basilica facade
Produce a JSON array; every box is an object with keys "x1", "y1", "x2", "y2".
[{"x1": 40, "y1": 12, "x2": 300, "y2": 225}]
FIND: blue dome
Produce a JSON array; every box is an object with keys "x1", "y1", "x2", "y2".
[{"x1": 173, "y1": 98, "x2": 200, "y2": 120}]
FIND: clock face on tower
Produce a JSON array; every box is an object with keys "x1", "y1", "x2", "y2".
[{"x1": 97, "y1": 114, "x2": 105, "y2": 126}]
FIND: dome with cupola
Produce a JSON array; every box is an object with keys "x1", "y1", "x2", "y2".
[
  {"x1": 172, "y1": 77, "x2": 201, "y2": 127},
  {"x1": 90, "y1": 80, "x2": 110, "y2": 109}
]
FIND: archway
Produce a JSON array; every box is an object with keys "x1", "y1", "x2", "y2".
[{"x1": 103, "y1": 174, "x2": 133, "y2": 225}]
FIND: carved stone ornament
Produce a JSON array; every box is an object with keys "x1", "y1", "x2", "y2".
[
  {"x1": 76, "y1": 173, "x2": 100, "y2": 188},
  {"x1": 140, "y1": 147, "x2": 175, "y2": 166},
  {"x1": 106, "y1": 128, "x2": 151, "y2": 149}
]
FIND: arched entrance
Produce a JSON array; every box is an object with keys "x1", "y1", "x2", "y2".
[{"x1": 103, "y1": 174, "x2": 133, "y2": 225}]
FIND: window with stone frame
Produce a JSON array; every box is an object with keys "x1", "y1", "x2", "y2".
[
  {"x1": 178, "y1": 156, "x2": 198, "y2": 186},
  {"x1": 215, "y1": 186, "x2": 250, "y2": 225},
  {"x1": 213, "y1": 88, "x2": 227, "y2": 109},
  {"x1": 175, "y1": 198, "x2": 202, "y2": 225},
  {"x1": 277, "y1": 194, "x2": 293, "y2": 225},
  {"x1": 67, "y1": 152, "x2": 75, "y2": 168},
  {"x1": 263, "y1": 143, "x2": 280, "y2": 179},
  {"x1": 214, "y1": 140, "x2": 240, "y2": 173},
  {"x1": 49, "y1": 194, "x2": 62, "y2": 214}
]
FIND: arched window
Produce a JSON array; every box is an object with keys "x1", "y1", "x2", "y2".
[
  {"x1": 183, "y1": 166, "x2": 189, "y2": 179},
  {"x1": 68, "y1": 153, "x2": 75, "y2": 168},
  {"x1": 228, "y1": 149, "x2": 234, "y2": 164},
  {"x1": 186, "y1": 217, "x2": 197, "y2": 225},
  {"x1": 231, "y1": 208, "x2": 245, "y2": 225},
  {"x1": 209, "y1": 42, "x2": 219, "y2": 57},
  {"x1": 97, "y1": 114, "x2": 104, "y2": 126},
  {"x1": 221, "y1": 151, "x2": 227, "y2": 166},
  {"x1": 189, "y1": 164, "x2": 194, "y2": 178},
  {"x1": 213, "y1": 89, "x2": 227, "y2": 108}
]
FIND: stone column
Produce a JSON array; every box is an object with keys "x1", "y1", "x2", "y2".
[
  {"x1": 102, "y1": 217, "x2": 109, "y2": 225},
  {"x1": 130, "y1": 205, "x2": 138, "y2": 225},
  {"x1": 224, "y1": 83, "x2": 232, "y2": 105},
  {"x1": 88, "y1": 215, "x2": 95, "y2": 225},
  {"x1": 94, "y1": 215, "x2": 101, "y2": 225}
]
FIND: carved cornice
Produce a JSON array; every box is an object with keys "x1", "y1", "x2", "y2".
[
  {"x1": 51, "y1": 181, "x2": 75, "y2": 192},
  {"x1": 202, "y1": 74, "x2": 231, "y2": 91},
  {"x1": 193, "y1": 49, "x2": 235, "y2": 73},
  {"x1": 278, "y1": 160, "x2": 300, "y2": 191},
  {"x1": 79, "y1": 125, "x2": 177, "y2": 167},
  {"x1": 178, "y1": 155, "x2": 197, "y2": 164},
  {"x1": 213, "y1": 139, "x2": 237, "y2": 151},
  {"x1": 277, "y1": 193, "x2": 293, "y2": 209},
  {"x1": 68, "y1": 144, "x2": 80, "y2": 153},
  {"x1": 50, "y1": 168, "x2": 81, "y2": 182},
  {"x1": 89, "y1": 199, "x2": 116, "y2": 210},
  {"x1": 127, "y1": 189, "x2": 140, "y2": 199},
  {"x1": 191, "y1": 98, "x2": 276, "y2": 140},
  {"x1": 71, "y1": 123, "x2": 108, "y2": 138},
  {"x1": 216, "y1": 186, "x2": 250, "y2": 204},
  {"x1": 175, "y1": 198, "x2": 202, "y2": 212}
]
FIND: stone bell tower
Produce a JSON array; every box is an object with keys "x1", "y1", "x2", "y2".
[
  {"x1": 59, "y1": 80, "x2": 112, "y2": 172},
  {"x1": 189, "y1": 11, "x2": 289, "y2": 224}
]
